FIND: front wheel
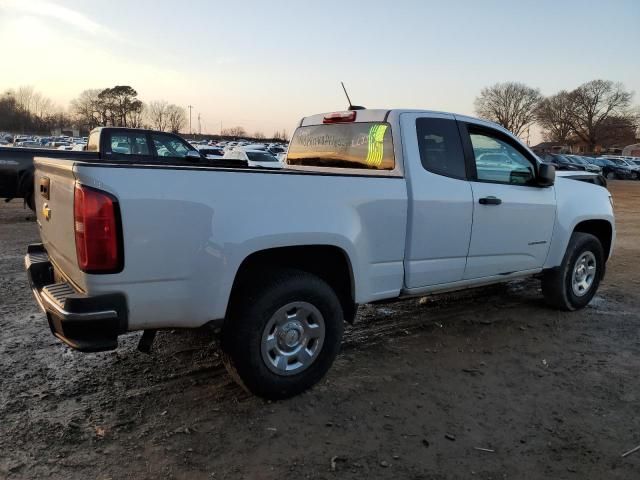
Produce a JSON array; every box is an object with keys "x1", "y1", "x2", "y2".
[
  {"x1": 605, "y1": 171, "x2": 616, "y2": 180},
  {"x1": 222, "y1": 268, "x2": 344, "y2": 399},
  {"x1": 541, "y1": 232, "x2": 604, "y2": 311}
]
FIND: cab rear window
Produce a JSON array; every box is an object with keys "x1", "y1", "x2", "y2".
[{"x1": 287, "y1": 122, "x2": 394, "y2": 170}]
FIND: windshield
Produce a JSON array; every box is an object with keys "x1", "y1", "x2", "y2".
[
  {"x1": 568, "y1": 156, "x2": 587, "y2": 165},
  {"x1": 246, "y1": 151, "x2": 278, "y2": 162}
]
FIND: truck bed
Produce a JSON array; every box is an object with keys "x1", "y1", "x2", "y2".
[{"x1": 33, "y1": 157, "x2": 408, "y2": 331}]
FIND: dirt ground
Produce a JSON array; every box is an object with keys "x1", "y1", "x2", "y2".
[{"x1": 1, "y1": 181, "x2": 639, "y2": 480}]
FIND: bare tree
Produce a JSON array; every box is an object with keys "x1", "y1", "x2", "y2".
[
  {"x1": 592, "y1": 115, "x2": 638, "y2": 149},
  {"x1": 568, "y1": 80, "x2": 634, "y2": 151},
  {"x1": 474, "y1": 82, "x2": 542, "y2": 137},
  {"x1": 70, "y1": 89, "x2": 103, "y2": 131},
  {"x1": 14, "y1": 85, "x2": 35, "y2": 113},
  {"x1": 536, "y1": 91, "x2": 574, "y2": 143},
  {"x1": 147, "y1": 100, "x2": 169, "y2": 131},
  {"x1": 253, "y1": 131, "x2": 265, "y2": 139},
  {"x1": 166, "y1": 104, "x2": 187, "y2": 133},
  {"x1": 31, "y1": 92, "x2": 54, "y2": 120},
  {"x1": 221, "y1": 126, "x2": 246, "y2": 137}
]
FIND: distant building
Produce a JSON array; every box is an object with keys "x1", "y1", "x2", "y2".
[
  {"x1": 531, "y1": 142, "x2": 571, "y2": 155},
  {"x1": 622, "y1": 143, "x2": 640, "y2": 157}
]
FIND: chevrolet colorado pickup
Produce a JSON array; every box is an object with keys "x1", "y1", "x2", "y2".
[
  {"x1": 25, "y1": 109, "x2": 615, "y2": 399},
  {"x1": 1, "y1": 127, "x2": 220, "y2": 209}
]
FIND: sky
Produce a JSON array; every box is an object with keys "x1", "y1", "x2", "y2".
[{"x1": 0, "y1": 0, "x2": 639, "y2": 137}]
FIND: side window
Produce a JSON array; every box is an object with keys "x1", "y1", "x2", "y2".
[
  {"x1": 151, "y1": 133, "x2": 191, "y2": 158},
  {"x1": 416, "y1": 118, "x2": 466, "y2": 179},
  {"x1": 108, "y1": 132, "x2": 149, "y2": 155},
  {"x1": 469, "y1": 131, "x2": 535, "y2": 185}
]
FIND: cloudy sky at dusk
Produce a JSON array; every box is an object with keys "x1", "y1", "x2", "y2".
[{"x1": 1, "y1": 0, "x2": 638, "y2": 136}]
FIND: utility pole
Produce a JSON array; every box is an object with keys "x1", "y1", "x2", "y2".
[
  {"x1": 198, "y1": 113, "x2": 201, "y2": 135},
  {"x1": 188, "y1": 105, "x2": 193, "y2": 137}
]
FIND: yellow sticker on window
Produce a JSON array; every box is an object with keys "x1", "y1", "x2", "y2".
[{"x1": 366, "y1": 124, "x2": 388, "y2": 167}]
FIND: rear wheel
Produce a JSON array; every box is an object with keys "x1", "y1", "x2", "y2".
[
  {"x1": 541, "y1": 232, "x2": 604, "y2": 311},
  {"x1": 605, "y1": 171, "x2": 616, "y2": 180},
  {"x1": 222, "y1": 268, "x2": 344, "y2": 399}
]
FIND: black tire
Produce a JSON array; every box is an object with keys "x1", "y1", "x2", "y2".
[
  {"x1": 541, "y1": 232, "x2": 604, "y2": 311},
  {"x1": 25, "y1": 190, "x2": 35, "y2": 211},
  {"x1": 222, "y1": 268, "x2": 344, "y2": 399},
  {"x1": 605, "y1": 171, "x2": 615, "y2": 180}
]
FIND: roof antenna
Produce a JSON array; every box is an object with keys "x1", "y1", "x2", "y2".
[{"x1": 341, "y1": 82, "x2": 365, "y2": 111}]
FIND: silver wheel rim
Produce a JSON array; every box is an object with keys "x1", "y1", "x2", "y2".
[
  {"x1": 261, "y1": 301, "x2": 325, "y2": 376},
  {"x1": 572, "y1": 251, "x2": 597, "y2": 297}
]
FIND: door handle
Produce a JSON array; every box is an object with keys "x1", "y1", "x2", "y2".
[{"x1": 479, "y1": 196, "x2": 502, "y2": 205}]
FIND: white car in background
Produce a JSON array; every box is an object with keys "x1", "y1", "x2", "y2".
[
  {"x1": 196, "y1": 145, "x2": 225, "y2": 159},
  {"x1": 223, "y1": 148, "x2": 283, "y2": 168}
]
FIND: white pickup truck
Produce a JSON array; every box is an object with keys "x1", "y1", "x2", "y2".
[{"x1": 25, "y1": 109, "x2": 615, "y2": 398}]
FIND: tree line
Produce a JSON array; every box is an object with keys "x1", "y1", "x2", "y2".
[
  {"x1": 1, "y1": 85, "x2": 289, "y2": 140},
  {"x1": 474, "y1": 79, "x2": 639, "y2": 151},
  {"x1": 0, "y1": 86, "x2": 69, "y2": 134}
]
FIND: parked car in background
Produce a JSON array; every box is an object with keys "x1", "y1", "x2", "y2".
[
  {"x1": 268, "y1": 145, "x2": 287, "y2": 156},
  {"x1": 224, "y1": 148, "x2": 283, "y2": 168},
  {"x1": 196, "y1": 146, "x2": 225, "y2": 159},
  {"x1": 588, "y1": 157, "x2": 634, "y2": 180},
  {"x1": 606, "y1": 158, "x2": 640, "y2": 179},
  {"x1": 15, "y1": 141, "x2": 42, "y2": 148},
  {"x1": 565, "y1": 155, "x2": 602, "y2": 174},
  {"x1": 543, "y1": 153, "x2": 582, "y2": 171},
  {"x1": 555, "y1": 169, "x2": 607, "y2": 188},
  {"x1": 0, "y1": 127, "x2": 209, "y2": 209}
]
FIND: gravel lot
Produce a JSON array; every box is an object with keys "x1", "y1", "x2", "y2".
[{"x1": 1, "y1": 181, "x2": 639, "y2": 479}]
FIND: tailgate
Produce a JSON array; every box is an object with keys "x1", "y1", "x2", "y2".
[{"x1": 33, "y1": 157, "x2": 83, "y2": 288}]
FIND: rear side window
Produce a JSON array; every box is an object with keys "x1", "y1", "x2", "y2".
[
  {"x1": 416, "y1": 118, "x2": 466, "y2": 179},
  {"x1": 109, "y1": 132, "x2": 149, "y2": 155},
  {"x1": 287, "y1": 122, "x2": 394, "y2": 170}
]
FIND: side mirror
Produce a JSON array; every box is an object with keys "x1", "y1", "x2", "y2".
[
  {"x1": 186, "y1": 150, "x2": 201, "y2": 161},
  {"x1": 538, "y1": 163, "x2": 555, "y2": 187}
]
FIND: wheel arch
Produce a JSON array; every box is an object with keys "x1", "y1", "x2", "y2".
[
  {"x1": 573, "y1": 219, "x2": 613, "y2": 260},
  {"x1": 227, "y1": 245, "x2": 357, "y2": 323}
]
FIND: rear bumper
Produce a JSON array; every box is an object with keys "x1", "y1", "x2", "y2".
[{"x1": 25, "y1": 243, "x2": 127, "y2": 352}]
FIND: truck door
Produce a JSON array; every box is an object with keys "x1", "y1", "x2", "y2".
[
  {"x1": 400, "y1": 113, "x2": 474, "y2": 288},
  {"x1": 458, "y1": 121, "x2": 556, "y2": 279}
]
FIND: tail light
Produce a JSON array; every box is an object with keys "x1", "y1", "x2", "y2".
[
  {"x1": 323, "y1": 111, "x2": 356, "y2": 123},
  {"x1": 74, "y1": 184, "x2": 123, "y2": 273}
]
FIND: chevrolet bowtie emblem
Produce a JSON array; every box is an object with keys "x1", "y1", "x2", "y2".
[{"x1": 42, "y1": 203, "x2": 51, "y2": 221}]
